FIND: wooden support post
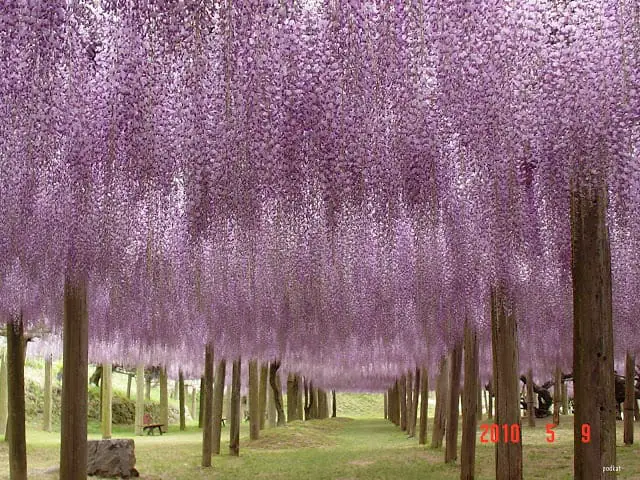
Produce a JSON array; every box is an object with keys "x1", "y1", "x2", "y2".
[
  {"x1": 230, "y1": 358, "x2": 241, "y2": 455},
  {"x1": 399, "y1": 374, "x2": 407, "y2": 431},
  {"x1": 0, "y1": 350, "x2": 6, "y2": 438},
  {"x1": 201, "y1": 345, "x2": 214, "y2": 467},
  {"x1": 406, "y1": 370, "x2": 413, "y2": 434},
  {"x1": 431, "y1": 356, "x2": 448, "y2": 448},
  {"x1": 126, "y1": 374, "x2": 132, "y2": 399},
  {"x1": 384, "y1": 391, "x2": 388, "y2": 420},
  {"x1": 267, "y1": 369, "x2": 277, "y2": 427},
  {"x1": 212, "y1": 359, "x2": 226, "y2": 454},
  {"x1": 60, "y1": 276, "x2": 88, "y2": 480},
  {"x1": 624, "y1": 352, "x2": 635, "y2": 445},
  {"x1": 286, "y1": 373, "x2": 298, "y2": 422},
  {"x1": 570, "y1": 179, "x2": 616, "y2": 479},
  {"x1": 191, "y1": 386, "x2": 197, "y2": 421},
  {"x1": 179, "y1": 370, "x2": 186, "y2": 431},
  {"x1": 526, "y1": 368, "x2": 535, "y2": 427},
  {"x1": 491, "y1": 286, "x2": 522, "y2": 480},
  {"x1": 101, "y1": 362, "x2": 112, "y2": 439},
  {"x1": 553, "y1": 366, "x2": 561, "y2": 425},
  {"x1": 258, "y1": 363, "x2": 268, "y2": 429},
  {"x1": 135, "y1": 365, "x2": 144, "y2": 436},
  {"x1": 43, "y1": 354, "x2": 52, "y2": 432},
  {"x1": 159, "y1": 367, "x2": 168, "y2": 433},
  {"x1": 332, "y1": 389, "x2": 337, "y2": 418},
  {"x1": 199, "y1": 376, "x2": 205, "y2": 428},
  {"x1": 418, "y1": 367, "x2": 428, "y2": 445},
  {"x1": 411, "y1": 368, "x2": 420, "y2": 437},
  {"x1": 477, "y1": 373, "x2": 483, "y2": 420},
  {"x1": 249, "y1": 360, "x2": 260, "y2": 439},
  {"x1": 7, "y1": 316, "x2": 27, "y2": 480},
  {"x1": 461, "y1": 321, "x2": 479, "y2": 480},
  {"x1": 445, "y1": 343, "x2": 462, "y2": 463},
  {"x1": 145, "y1": 373, "x2": 151, "y2": 401}
]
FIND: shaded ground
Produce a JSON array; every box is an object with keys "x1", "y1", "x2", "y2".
[{"x1": 1, "y1": 416, "x2": 639, "y2": 479}]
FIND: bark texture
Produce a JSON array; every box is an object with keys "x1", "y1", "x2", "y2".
[
  {"x1": 461, "y1": 322, "x2": 478, "y2": 480},
  {"x1": 570, "y1": 180, "x2": 616, "y2": 479},
  {"x1": 418, "y1": 367, "x2": 428, "y2": 445},
  {"x1": 445, "y1": 344, "x2": 462, "y2": 463},
  {"x1": 491, "y1": 286, "x2": 523, "y2": 480},
  {"x1": 135, "y1": 365, "x2": 144, "y2": 436},
  {"x1": 201, "y1": 345, "x2": 214, "y2": 467},
  {"x1": 230, "y1": 358, "x2": 241, "y2": 455},
  {"x1": 60, "y1": 276, "x2": 89, "y2": 480},
  {"x1": 431, "y1": 356, "x2": 448, "y2": 448},
  {"x1": 101, "y1": 363, "x2": 112, "y2": 439},
  {"x1": 249, "y1": 360, "x2": 260, "y2": 439},
  {"x1": 7, "y1": 317, "x2": 27, "y2": 480},
  {"x1": 624, "y1": 352, "x2": 634, "y2": 445},
  {"x1": 212, "y1": 359, "x2": 226, "y2": 454}
]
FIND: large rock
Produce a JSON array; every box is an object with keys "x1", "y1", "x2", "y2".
[{"x1": 87, "y1": 439, "x2": 139, "y2": 478}]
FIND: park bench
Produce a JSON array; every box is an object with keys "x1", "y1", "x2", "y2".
[{"x1": 142, "y1": 413, "x2": 165, "y2": 435}]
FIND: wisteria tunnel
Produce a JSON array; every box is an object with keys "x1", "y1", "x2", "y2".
[{"x1": 0, "y1": 1, "x2": 639, "y2": 479}]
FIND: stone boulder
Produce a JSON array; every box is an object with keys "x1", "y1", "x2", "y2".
[{"x1": 87, "y1": 439, "x2": 139, "y2": 478}]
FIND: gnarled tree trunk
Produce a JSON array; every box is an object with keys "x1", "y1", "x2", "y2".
[{"x1": 269, "y1": 361, "x2": 286, "y2": 426}]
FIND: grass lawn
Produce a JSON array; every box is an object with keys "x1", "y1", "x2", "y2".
[{"x1": 1, "y1": 415, "x2": 639, "y2": 479}]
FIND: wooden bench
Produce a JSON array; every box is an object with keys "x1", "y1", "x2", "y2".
[{"x1": 142, "y1": 413, "x2": 165, "y2": 435}]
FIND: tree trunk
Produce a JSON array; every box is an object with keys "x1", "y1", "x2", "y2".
[
  {"x1": 461, "y1": 321, "x2": 479, "y2": 480},
  {"x1": 526, "y1": 368, "x2": 535, "y2": 428},
  {"x1": 431, "y1": 356, "x2": 448, "y2": 448},
  {"x1": 488, "y1": 381, "x2": 493, "y2": 419},
  {"x1": 135, "y1": 365, "x2": 144, "y2": 436},
  {"x1": 199, "y1": 376, "x2": 205, "y2": 428},
  {"x1": 249, "y1": 360, "x2": 260, "y2": 439},
  {"x1": 384, "y1": 391, "x2": 388, "y2": 420},
  {"x1": 389, "y1": 385, "x2": 397, "y2": 425},
  {"x1": 0, "y1": 350, "x2": 7, "y2": 438},
  {"x1": 212, "y1": 359, "x2": 226, "y2": 454},
  {"x1": 561, "y1": 382, "x2": 568, "y2": 415},
  {"x1": 332, "y1": 390, "x2": 337, "y2": 418},
  {"x1": 445, "y1": 343, "x2": 462, "y2": 463},
  {"x1": 286, "y1": 373, "x2": 300, "y2": 422},
  {"x1": 570, "y1": 179, "x2": 616, "y2": 479},
  {"x1": 159, "y1": 367, "x2": 168, "y2": 433},
  {"x1": 477, "y1": 373, "x2": 483, "y2": 420},
  {"x1": 191, "y1": 386, "x2": 197, "y2": 421},
  {"x1": 201, "y1": 345, "x2": 215, "y2": 467},
  {"x1": 624, "y1": 351, "x2": 634, "y2": 445},
  {"x1": 60, "y1": 276, "x2": 88, "y2": 480},
  {"x1": 126, "y1": 374, "x2": 132, "y2": 400},
  {"x1": 7, "y1": 316, "x2": 27, "y2": 480},
  {"x1": 406, "y1": 370, "x2": 413, "y2": 434},
  {"x1": 267, "y1": 370, "x2": 277, "y2": 428},
  {"x1": 179, "y1": 370, "x2": 186, "y2": 431},
  {"x1": 419, "y1": 367, "x2": 428, "y2": 445},
  {"x1": 399, "y1": 374, "x2": 407, "y2": 431},
  {"x1": 43, "y1": 354, "x2": 52, "y2": 432},
  {"x1": 269, "y1": 362, "x2": 286, "y2": 426},
  {"x1": 553, "y1": 366, "x2": 561, "y2": 425},
  {"x1": 102, "y1": 362, "x2": 112, "y2": 439},
  {"x1": 145, "y1": 373, "x2": 151, "y2": 401},
  {"x1": 491, "y1": 285, "x2": 523, "y2": 480},
  {"x1": 229, "y1": 358, "x2": 241, "y2": 456},
  {"x1": 411, "y1": 368, "x2": 420, "y2": 437},
  {"x1": 258, "y1": 363, "x2": 268, "y2": 429},
  {"x1": 312, "y1": 386, "x2": 319, "y2": 419}
]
